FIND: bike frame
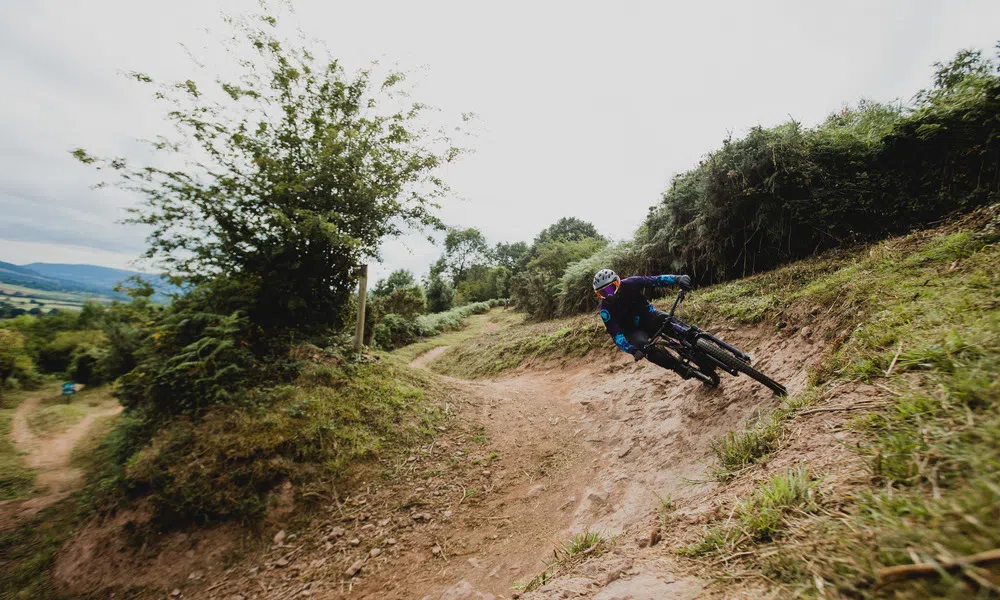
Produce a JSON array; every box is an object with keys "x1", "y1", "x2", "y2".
[{"x1": 647, "y1": 290, "x2": 751, "y2": 375}]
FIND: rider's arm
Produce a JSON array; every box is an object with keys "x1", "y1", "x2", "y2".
[
  {"x1": 621, "y1": 275, "x2": 682, "y2": 289},
  {"x1": 600, "y1": 306, "x2": 638, "y2": 355}
]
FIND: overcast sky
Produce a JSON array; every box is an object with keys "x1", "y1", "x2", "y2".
[{"x1": 1, "y1": 0, "x2": 998, "y2": 281}]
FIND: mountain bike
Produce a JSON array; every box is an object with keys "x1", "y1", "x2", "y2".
[{"x1": 646, "y1": 289, "x2": 787, "y2": 396}]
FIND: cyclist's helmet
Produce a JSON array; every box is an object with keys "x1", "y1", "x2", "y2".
[{"x1": 593, "y1": 268, "x2": 621, "y2": 299}]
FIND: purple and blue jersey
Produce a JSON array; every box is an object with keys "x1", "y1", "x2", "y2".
[{"x1": 599, "y1": 275, "x2": 682, "y2": 355}]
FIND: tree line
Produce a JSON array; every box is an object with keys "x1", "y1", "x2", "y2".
[{"x1": 366, "y1": 216, "x2": 608, "y2": 347}]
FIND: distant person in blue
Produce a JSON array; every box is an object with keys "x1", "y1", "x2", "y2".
[{"x1": 592, "y1": 268, "x2": 696, "y2": 379}]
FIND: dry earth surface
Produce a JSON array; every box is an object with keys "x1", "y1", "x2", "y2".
[{"x1": 52, "y1": 315, "x2": 852, "y2": 600}]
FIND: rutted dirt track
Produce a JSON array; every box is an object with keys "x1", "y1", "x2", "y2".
[
  {"x1": 115, "y1": 323, "x2": 830, "y2": 600},
  {"x1": 0, "y1": 390, "x2": 122, "y2": 528}
]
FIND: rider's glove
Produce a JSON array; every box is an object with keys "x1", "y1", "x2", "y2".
[
  {"x1": 678, "y1": 275, "x2": 693, "y2": 290},
  {"x1": 633, "y1": 350, "x2": 645, "y2": 362}
]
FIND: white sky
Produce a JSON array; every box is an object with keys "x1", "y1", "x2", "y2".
[{"x1": 1, "y1": 0, "x2": 998, "y2": 281}]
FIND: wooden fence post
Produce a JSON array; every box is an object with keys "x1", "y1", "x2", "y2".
[{"x1": 354, "y1": 264, "x2": 368, "y2": 352}]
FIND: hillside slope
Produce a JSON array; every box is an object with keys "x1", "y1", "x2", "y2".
[
  {"x1": 8, "y1": 206, "x2": 996, "y2": 600},
  {"x1": 422, "y1": 205, "x2": 1000, "y2": 599}
]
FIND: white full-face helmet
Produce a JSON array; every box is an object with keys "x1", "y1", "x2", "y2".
[{"x1": 593, "y1": 269, "x2": 621, "y2": 299}]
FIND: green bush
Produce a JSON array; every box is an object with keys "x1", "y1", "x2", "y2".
[
  {"x1": 37, "y1": 330, "x2": 107, "y2": 374},
  {"x1": 415, "y1": 300, "x2": 497, "y2": 336},
  {"x1": 374, "y1": 313, "x2": 421, "y2": 349},
  {"x1": 558, "y1": 48, "x2": 1000, "y2": 315},
  {"x1": 114, "y1": 280, "x2": 262, "y2": 423},
  {"x1": 520, "y1": 237, "x2": 606, "y2": 320}
]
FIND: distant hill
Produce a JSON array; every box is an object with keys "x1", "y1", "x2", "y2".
[
  {"x1": 25, "y1": 263, "x2": 146, "y2": 293},
  {"x1": 0, "y1": 262, "x2": 176, "y2": 302},
  {"x1": 0, "y1": 261, "x2": 105, "y2": 295}
]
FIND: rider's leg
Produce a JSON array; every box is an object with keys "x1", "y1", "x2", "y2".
[
  {"x1": 636, "y1": 307, "x2": 707, "y2": 379},
  {"x1": 645, "y1": 347, "x2": 694, "y2": 378},
  {"x1": 627, "y1": 324, "x2": 694, "y2": 379}
]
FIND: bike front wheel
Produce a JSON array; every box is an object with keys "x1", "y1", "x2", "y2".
[{"x1": 694, "y1": 338, "x2": 787, "y2": 396}]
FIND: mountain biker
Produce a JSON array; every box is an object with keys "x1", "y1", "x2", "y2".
[{"x1": 593, "y1": 268, "x2": 698, "y2": 379}]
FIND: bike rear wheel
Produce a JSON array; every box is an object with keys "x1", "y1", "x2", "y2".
[{"x1": 694, "y1": 338, "x2": 787, "y2": 396}]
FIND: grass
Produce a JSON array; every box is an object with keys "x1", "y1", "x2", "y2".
[
  {"x1": 556, "y1": 530, "x2": 602, "y2": 557},
  {"x1": 389, "y1": 309, "x2": 522, "y2": 365},
  {"x1": 680, "y1": 467, "x2": 819, "y2": 557},
  {"x1": 429, "y1": 315, "x2": 609, "y2": 379},
  {"x1": 0, "y1": 388, "x2": 39, "y2": 501},
  {"x1": 69, "y1": 412, "x2": 120, "y2": 470},
  {"x1": 707, "y1": 387, "x2": 822, "y2": 482},
  {"x1": 118, "y1": 357, "x2": 446, "y2": 525},
  {"x1": 27, "y1": 388, "x2": 118, "y2": 437},
  {"x1": 707, "y1": 413, "x2": 783, "y2": 482},
  {"x1": 681, "y1": 206, "x2": 1000, "y2": 597},
  {"x1": 0, "y1": 497, "x2": 88, "y2": 599},
  {"x1": 513, "y1": 531, "x2": 604, "y2": 593}
]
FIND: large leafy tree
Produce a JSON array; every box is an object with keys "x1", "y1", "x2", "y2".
[
  {"x1": 371, "y1": 269, "x2": 417, "y2": 299},
  {"x1": 74, "y1": 13, "x2": 463, "y2": 333},
  {"x1": 442, "y1": 227, "x2": 490, "y2": 284},
  {"x1": 493, "y1": 241, "x2": 530, "y2": 271},
  {"x1": 532, "y1": 217, "x2": 604, "y2": 247}
]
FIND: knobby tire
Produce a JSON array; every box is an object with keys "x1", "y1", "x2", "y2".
[{"x1": 694, "y1": 338, "x2": 787, "y2": 396}]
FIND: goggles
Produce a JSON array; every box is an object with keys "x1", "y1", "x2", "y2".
[{"x1": 595, "y1": 280, "x2": 620, "y2": 299}]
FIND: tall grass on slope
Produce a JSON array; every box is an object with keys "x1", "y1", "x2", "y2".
[
  {"x1": 429, "y1": 315, "x2": 608, "y2": 379},
  {"x1": 680, "y1": 467, "x2": 820, "y2": 556},
  {"x1": 98, "y1": 358, "x2": 444, "y2": 525},
  {"x1": 690, "y1": 210, "x2": 1000, "y2": 598}
]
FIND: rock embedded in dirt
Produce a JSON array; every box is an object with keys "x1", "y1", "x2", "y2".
[
  {"x1": 188, "y1": 570, "x2": 204, "y2": 580},
  {"x1": 431, "y1": 545, "x2": 442, "y2": 556},
  {"x1": 275, "y1": 557, "x2": 290, "y2": 568},
  {"x1": 538, "y1": 577, "x2": 596, "y2": 596},
  {"x1": 526, "y1": 484, "x2": 545, "y2": 498},
  {"x1": 387, "y1": 537, "x2": 397, "y2": 545},
  {"x1": 171, "y1": 590, "x2": 181, "y2": 598},
  {"x1": 649, "y1": 528, "x2": 662, "y2": 547},
  {"x1": 327, "y1": 526, "x2": 345, "y2": 540},
  {"x1": 273, "y1": 530, "x2": 287, "y2": 545},
  {"x1": 587, "y1": 491, "x2": 609, "y2": 504},
  {"x1": 345, "y1": 559, "x2": 365, "y2": 578},
  {"x1": 369, "y1": 548, "x2": 382, "y2": 558},
  {"x1": 349, "y1": 538, "x2": 361, "y2": 546}
]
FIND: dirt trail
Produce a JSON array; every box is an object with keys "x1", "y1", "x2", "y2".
[
  {"x1": 409, "y1": 345, "x2": 451, "y2": 370},
  {"x1": 144, "y1": 330, "x2": 825, "y2": 600},
  {"x1": 1, "y1": 392, "x2": 121, "y2": 526}
]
